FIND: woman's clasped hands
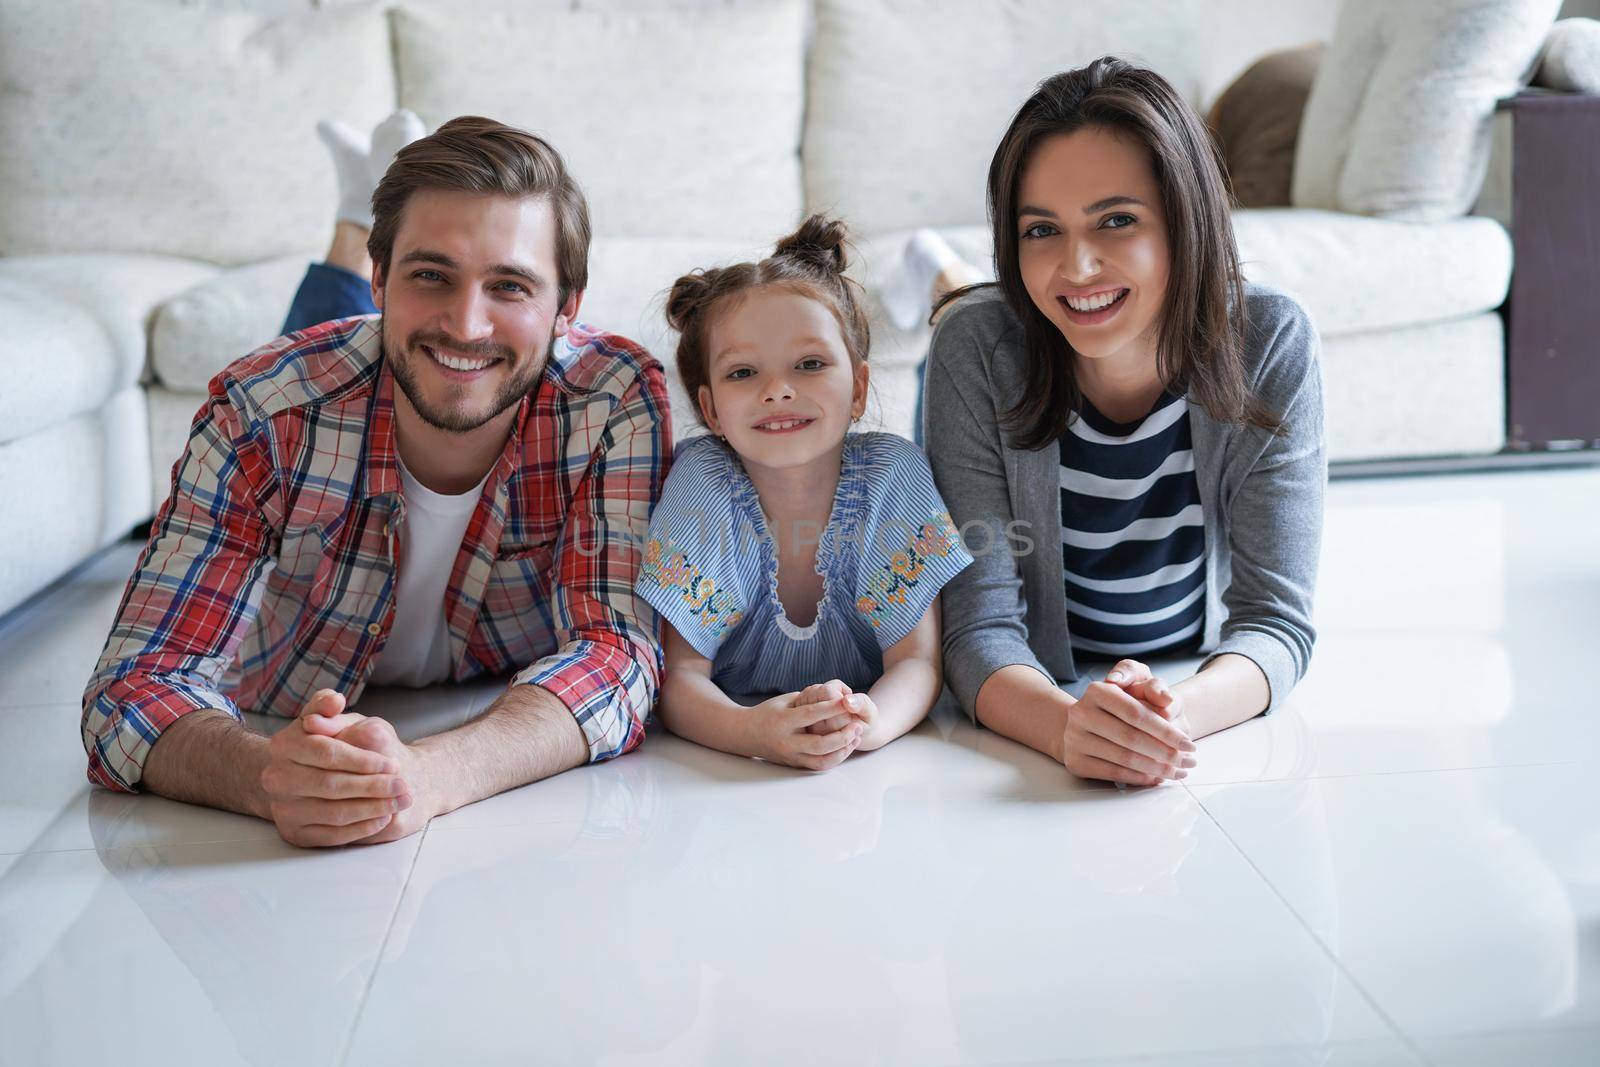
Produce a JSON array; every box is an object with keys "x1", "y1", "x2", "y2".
[{"x1": 1061, "y1": 658, "x2": 1197, "y2": 787}]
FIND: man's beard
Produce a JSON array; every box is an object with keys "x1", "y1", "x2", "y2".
[{"x1": 382, "y1": 312, "x2": 556, "y2": 435}]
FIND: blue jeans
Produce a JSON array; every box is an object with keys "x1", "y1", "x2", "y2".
[
  {"x1": 912, "y1": 357, "x2": 929, "y2": 448},
  {"x1": 280, "y1": 262, "x2": 377, "y2": 335}
]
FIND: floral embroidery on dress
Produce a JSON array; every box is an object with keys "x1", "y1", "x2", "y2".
[
  {"x1": 855, "y1": 512, "x2": 960, "y2": 628},
  {"x1": 642, "y1": 538, "x2": 744, "y2": 635}
]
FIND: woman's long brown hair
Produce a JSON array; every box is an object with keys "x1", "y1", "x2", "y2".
[{"x1": 942, "y1": 56, "x2": 1277, "y2": 450}]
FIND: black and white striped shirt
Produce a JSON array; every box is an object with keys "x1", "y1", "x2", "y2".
[{"x1": 1058, "y1": 392, "x2": 1206, "y2": 658}]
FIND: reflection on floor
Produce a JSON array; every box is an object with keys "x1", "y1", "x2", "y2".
[{"x1": 2, "y1": 467, "x2": 1596, "y2": 1066}]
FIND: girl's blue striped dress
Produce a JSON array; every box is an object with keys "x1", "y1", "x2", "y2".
[{"x1": 636, "y1": 432, "x2": 974, "y2": 697}]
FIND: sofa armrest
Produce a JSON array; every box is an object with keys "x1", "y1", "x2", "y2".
[{"x1": 1495, "y1": 90, "x2": 1600, "y2": 448}]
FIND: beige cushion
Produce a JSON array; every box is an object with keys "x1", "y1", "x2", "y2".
[
  {"x1": 1536, "y1": 18, "x2": 1600, "y2": 93},
  {"x1": 0, "y1": 1, "x2": 394, "y2": 264},
  {"x1": 393, "y1": 0, "x2": 806, "y2": 241},
  {"x1": 151, "y1": 255, "x2": 317, "y2": 392},
  {"x1": 1209, "y1": 44, "x2": 1325, "y2": 208},
  {"x1": 0, "y1": 254, "x2": 217, "y2": 440},
  {"x1": 1293, "y1": 0, "x2": 1560, "y2": 222}
]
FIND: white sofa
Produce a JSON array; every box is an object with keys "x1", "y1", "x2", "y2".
[{"x1": 0, "y1": 0, "x2": 1537, "y2": 617}]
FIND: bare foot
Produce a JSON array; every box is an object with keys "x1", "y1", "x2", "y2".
[{"x1": 324, "y1": 220, "x2": 372, "y2": 277}]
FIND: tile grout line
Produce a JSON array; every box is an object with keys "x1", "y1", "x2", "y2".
[
  {"x1": 336, "y1": 820, "x2": 433, "y2": 1067},
  {"x1": 1182, "y1": 781, "x2": 1436, "y2": 1067},
  {"x1": 1173, "y1": 756, "x2": 1584, "y2": 789}
]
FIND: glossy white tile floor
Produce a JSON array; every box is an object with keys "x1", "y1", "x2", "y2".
[{"x1": 2, "y1": 466, "x2": 1597, "y2": 1066}]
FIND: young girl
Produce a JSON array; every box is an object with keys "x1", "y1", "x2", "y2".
[
  {"x1": 923, "y1": 57, "x2": 1325, "y2": 787},
  {"x1": 636, "y1": 216, "x2": 974, "y2": 771}
]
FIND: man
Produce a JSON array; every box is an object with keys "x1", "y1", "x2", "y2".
[{"x1": 81, "y1": 115, "x2": 671, "y2": 847}]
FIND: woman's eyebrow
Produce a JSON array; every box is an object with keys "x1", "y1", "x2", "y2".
[
  {"x1": 1018, "y1": 196, "x2": 1146, "y2": 219},
  {"x1": 1082, "y1": 195, "x2": 1146, "y2": 214}
]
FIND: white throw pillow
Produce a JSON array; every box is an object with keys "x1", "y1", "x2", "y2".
[
  {"x1": 392, "y1": 0, "x2": 806, "y2": 242},
  {"x1": 1292, "y1": 0, "x2": 1560, "y2": 221},
  {"x1": 1535, "y1": 18, "x2": 1600, "y2": 93},
  {"x1": 150, "y1": 255, "x2": 318, "y2": 392},
  {"x1": 803, "y1": 0, "x2": 1202, "y2": 235},
  {"x1": 0, "y1": 1, "x2": 395, "y2": 264}
]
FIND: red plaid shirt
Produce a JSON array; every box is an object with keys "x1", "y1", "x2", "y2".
[{"x1": 82, "y1": 316, "x2": 671, "y2": 791}]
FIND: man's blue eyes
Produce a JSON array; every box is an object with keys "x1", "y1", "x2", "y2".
[{"x1": 412, "y1": 271, "x2": 527, "y2": 293}]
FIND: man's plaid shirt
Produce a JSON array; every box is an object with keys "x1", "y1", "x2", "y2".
[{"x1": 82, "y1": 315, "x2": 672, "y2": 791}]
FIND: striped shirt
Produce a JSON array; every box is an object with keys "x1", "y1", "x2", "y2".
[
  {"x1": 1058, "y1": 392, "x2": 1206, "y2": 658},
  {"x1": 81, "y1": 315, "x2": 672, "y2": 792}
]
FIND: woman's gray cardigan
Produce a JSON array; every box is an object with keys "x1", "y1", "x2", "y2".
[{"x1": 922, "y1": 283, "x2": 1325, "y2": 718}]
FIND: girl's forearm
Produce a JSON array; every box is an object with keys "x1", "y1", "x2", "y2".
[
  {"x1": 860, "y1": 656, "x2": 941, "y2": 750},
  {"x1": 658, "y1": 669, "x2": 765, "y2": 759},
  {"x1": 1172, "y1": 653, "x2": 1271, "y2": 739}
]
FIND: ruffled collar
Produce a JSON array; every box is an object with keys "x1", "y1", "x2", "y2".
[{"x1": 721, "y1": 434, "x2": 869, "y2": 641}]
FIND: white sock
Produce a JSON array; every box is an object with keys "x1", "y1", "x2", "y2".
[
  {"x1": 316, "y1": 109, "x2": 426, "y2": 231},
  {"x1": 882, "y1": 229, "x2": 968, "y2": 330}
]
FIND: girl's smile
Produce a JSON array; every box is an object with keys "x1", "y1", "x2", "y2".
[{"x1": 698, "y1": 286, "x2": 868, "y2": 473}]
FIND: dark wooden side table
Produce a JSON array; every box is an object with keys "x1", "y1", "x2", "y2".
[{"x1": 1502, "y1": 91, "x2": 1600, "y2": 450}]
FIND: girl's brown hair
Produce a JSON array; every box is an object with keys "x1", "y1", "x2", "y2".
[
  {"x1": 943, "y1": 56, "x2": 1275, "y2": 449},
  {"x1": 368, "y1": 115, "x2": 590, "y2": 306},
  {"x1": 666, "y1": 214, "x2": 871, "y2": 429}
]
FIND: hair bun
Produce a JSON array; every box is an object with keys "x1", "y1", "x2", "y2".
[
  {"x1": 772, "y1": 214, "x2": 851, "y2": 275},
  {"x1": 664, "y1": 269, "x2": 717, "y2": 333}
]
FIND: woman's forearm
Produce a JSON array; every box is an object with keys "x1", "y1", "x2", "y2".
[
  {"x1": 973, "y1": 663, "x2": 1073, "y2": 762},
  {"x1": 860, "y1": 656, "x2": 940, "y2": 750},
  {"x1": 658, "y1": 669, "x2": 765, "y2": 759},
  {"x1": 1172, "y1": 653, "x2": 1270, "y2": 739}
]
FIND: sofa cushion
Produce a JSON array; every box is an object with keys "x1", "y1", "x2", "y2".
[
  {"x1": 803, "y1": 0, "x2": 1202, "y2": 235},
  {"x1": 0, "y1": 387, "x2": 152, "y2": 617},
  {"x1": 0, "y1": 1, "x2": 394, "y2": 265},
  {"x1": 150, "y1": 255, "x2": 317, "y2": 392},
  {"x1": 392, "y1": 0, "x2": 805, "y2": 242},
  {"x1": 1230, "y1": 209, "x2": 1511, "y2": 336},
  {"x1": 1292, "y1": 0, "x2": 1560, "y2": 222},
  {"x1": 0, "y1": 254, "x2": 217, "y2": 441},
  {"x1": 1320, "y1": 314, "x2": 1505, "y2": 460},
  {"x1": 1536, "y1": 18, "x2": 1600, "y2": 93},
  {"x1": 1208, "y1": 43, "x2": 1325, "y2": 208}
]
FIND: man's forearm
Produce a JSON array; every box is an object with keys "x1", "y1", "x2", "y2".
[
  {"x1": 141, "y1": 709, "x2": 272, "y2": 819},
  {"x1": 416, "y1": 684, "x2": 590, "y2": 815}
]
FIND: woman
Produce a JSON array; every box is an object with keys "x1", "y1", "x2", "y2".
[{"x1": 923, "y1": 57, "x2": 1325, "y2": 787}]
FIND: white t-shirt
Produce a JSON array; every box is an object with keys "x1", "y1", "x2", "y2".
[{"x1": 366, "y1": 454, "x2": 489, "y2": 688}]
